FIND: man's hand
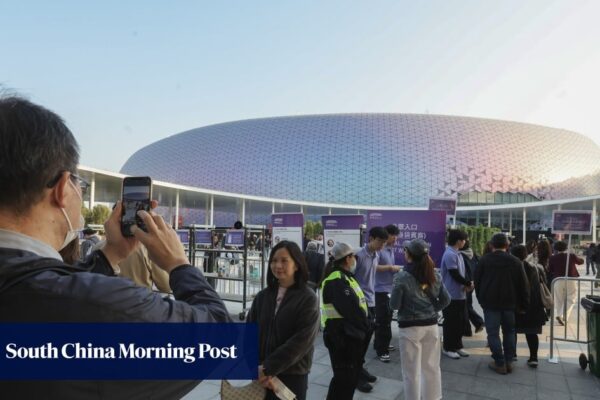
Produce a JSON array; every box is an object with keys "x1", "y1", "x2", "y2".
[
  {"x1": 101, "y1": 200, "x2": 139, "y2": 266},
  {"x1": 132, "y1": 209, "x2": 189, "y2": 273},
  {"x1": 464, "y1": 281, "x2": 475, "y2": 292}
]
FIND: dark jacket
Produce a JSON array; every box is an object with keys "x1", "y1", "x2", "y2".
[
  {"x1": 321, "y1": 267, "x2": 370, "y2": 341},
  {"x1": 321, "y1": 268, "x2": 371, "y2": 341},
  {"x1": 0, "y1": 247, "x2": 230, "y2": 399},
  {"x1": 303, "y1": 250, "x2": 324, "y2": 288},
  {"x1": 246, "y1": 284, "x2": 319, "y2": 377},
  {"x1": 548, "y1": 252, "x2": 583, "y2": 282},
  {"x1": 79, "y1": 235, "x2": 100, "y2": 260},
  {"x1": 515, "y1": 261, "x2": 547, "y2": 332},
  {"x1": 474, "y1": 250, "x2": 530, "y2": 311}
]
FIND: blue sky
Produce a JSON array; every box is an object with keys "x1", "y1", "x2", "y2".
[{"x1": 2, "y1": 0, "x2": 600, "y2": 172}]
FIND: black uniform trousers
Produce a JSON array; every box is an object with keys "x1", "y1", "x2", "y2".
[
  {"x1": 324, "y1": 332, "x2": 363, "y2": 400},
  {"x1": 374, "y1": 292, "x2": 393, "y2": 355},
  {"x1": 442, "y1": 299, "x2": 466, "y2": 351}
]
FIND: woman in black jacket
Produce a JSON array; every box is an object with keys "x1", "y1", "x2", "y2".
[
  {"x1": 247, "y1": 241, "x2": 319, "y2": 400},
  {"x1": 511, "y1": 245, "x2": 546, "y2": 368}
]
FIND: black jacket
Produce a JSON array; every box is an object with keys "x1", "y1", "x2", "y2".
[
  {"x1": 0, "y1": 247, "x2": 230, "y2": 399},
  {"x1": 474, "y1": 250, "x2": 530, "y2": 311},
  {"x1": 515, "y1": 261, "x2": 546, "y2": 331},
  {"x1": 321, "y1": 268, "x2": 370, "y2": 341},
  {"x1": 246, "y1": 284, "x2": 319, "y2": 377},
  {"x1": 303, "y1": 250, "x2": 324, "y2": 287}
]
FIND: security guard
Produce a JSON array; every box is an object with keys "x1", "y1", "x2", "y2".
[{"x1": 320, "y1": 242, "x2": 370, "y2": 400}]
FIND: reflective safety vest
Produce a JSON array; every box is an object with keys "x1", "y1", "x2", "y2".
[{"x1": 320, "y1": 270, "x2": 368, "y2": 328}]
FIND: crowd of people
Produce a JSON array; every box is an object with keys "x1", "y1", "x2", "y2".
[{"x1": 1, "y1": 95, "x2": 599, "y2": 399}]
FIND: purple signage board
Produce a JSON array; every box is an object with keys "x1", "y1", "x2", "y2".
[
  {"x1": 225, "y1": 230, "x2": 245, "y2": 246},
  {"x1": 271, "y1": 213, "x2": 304, "y2": 228},
  {"x1": 322, "y1": 215, "x2": 365, "y2": 230},
  {"x1": 367, "y1": 210, "x2": 447, "y2": 267},
  {"x1": 194, "y1": 230, "x2": 212, "y2": 246},
  {"x1": 428, "y1": 197, "x2": 457, "y2": 216},
  {"x1": 552, "y1": 210, "x2": 593, "y2": 235},
  {"x1": 271, "y1": 213, "x2": 304, "y2": 249},
  {"x1": 176, "y1": 229, "x2": 190, "y2": 245}
]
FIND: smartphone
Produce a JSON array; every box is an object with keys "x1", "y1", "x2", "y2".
[{"x1": 121, "y1": 176, "x2": 152, "y2": 237}]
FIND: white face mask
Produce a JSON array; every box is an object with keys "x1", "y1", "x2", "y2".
[
  {"x1": 349, "y1": 258, "x2": 357, "y2": 274},
  {"x1": 59, "y1": 179, "x2": 85, "y2": 251}
]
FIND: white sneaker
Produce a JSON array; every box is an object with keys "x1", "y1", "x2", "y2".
[
  {"x1": 456, "y1": 349, "x2": 470, "y2": 357},
  {"x1": 443, "y1": 350, "x2": 461, "y2": 359}
]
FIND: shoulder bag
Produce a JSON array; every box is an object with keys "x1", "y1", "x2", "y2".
[{"x1": 220, "y1": 380, "x2": 266, "y2": 400}]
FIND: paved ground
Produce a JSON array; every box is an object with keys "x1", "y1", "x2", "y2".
[
  {"x1": 184, "y1": 264, "x2": 600, "y2": 399},
  {"x1": 184, "y1": 317, "x2": 600, "y2": 400}
]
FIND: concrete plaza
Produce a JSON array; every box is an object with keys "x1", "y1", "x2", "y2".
[
  {"x1": 185, "y1": 263, "x2": 600, "y2": 400},
  {"x1": 184, "y1": 316, "x2": 600, "y2": 400}
]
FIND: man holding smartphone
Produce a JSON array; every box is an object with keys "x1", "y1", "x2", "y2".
[{"x1": 0, "y1": 95, "x2": 230, "y2": 399}]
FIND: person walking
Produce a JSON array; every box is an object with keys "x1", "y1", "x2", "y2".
[
  {"x1": 548, "y1": 240, "x2": 583, "y2": 326},
  {"x1": 440, "y1": 229, "x2": 471, "y2": 359},
  {"x1": 511, "y1": 245, "x2": 546, "y2": 368},
  {"x1": 247, "y1": 241, "x2": 319, "y2": 400},
  {"x1": 390, "y1": 239, "x2": 450, "y2": 400},
  {"x1": 460, "y1": 240, "x2": 484, "y2": 335},
  {"x1": 586, "y1": 243, "x2": 597, "y2": 276},
  {"x1": 320, "y1": 242, "x2": 370, "y2": 400},
  {"x1": 474, "y1": 233, "x2": 530, "y2": 374}
]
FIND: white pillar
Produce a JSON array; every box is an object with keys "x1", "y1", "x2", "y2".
[
  {"x1": 328, "y1": 208, "x2": 332, "y2": 215},
  {"x1": 241, "y1": 199, "x2": 246, "y2": 225},
  {"x1": 272, "y1": 203, "x2": 275, "y2": 214},
  {"x1": 210, "y1": 195, "x2": 214, "y2": 226},
  {"x1": 89, "y1": 175, "x2": 96, "y2": 209},
  {"x1": 300, "y1": 205, "x2": 304, "y2": 214},
  {"x1": 174, "y1": 190, "x2": 180, "y2": 229},
  {"x1": 487, "y1": 210, "x2": 491, "y2": 228},
  {"x1": 509, "y1": 211, "x2": 513, "y2": 235},
  {"x1": 522, "y1": 208, "x2": 526, "y2": 245},
  {"x1": 205, "y1": 195, "x2": 209, "y2": 225},
  {"x1": 593, "y1": 199, "x2": 597, "y2": 243}
]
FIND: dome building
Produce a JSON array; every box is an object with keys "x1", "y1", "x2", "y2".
[{"x1": 120, "y1": 114, "x2": 600, "y2": 226}]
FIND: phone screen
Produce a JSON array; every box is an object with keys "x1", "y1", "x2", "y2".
[{"x1": 121, "y1": 177, "x2": 152, "y2": 236}]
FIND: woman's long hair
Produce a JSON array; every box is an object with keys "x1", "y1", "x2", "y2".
[
  {"x1": 406, "y1": 250, "x2": 436, "y2": 286},
  {"x1": 537, "y1": 239, "x2": 552, "y2": 268},
  {"x1": 266, "y1": 241, "x2": 309, "y2": 289}
]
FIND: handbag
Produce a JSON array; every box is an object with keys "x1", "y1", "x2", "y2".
[
  {"x1": 536, "y1": 266, "x2": 553, "y2": 309},
  {"x1": 220, "y1": 380, "x2": 266, "y2": 400},
  {"x1": 539, "y1": 281, "x2": 553, "y2": 309}
]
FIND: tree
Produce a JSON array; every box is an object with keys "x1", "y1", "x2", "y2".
[{"x1": 82, "y1": 204, "x2": 111, "y2": 226}]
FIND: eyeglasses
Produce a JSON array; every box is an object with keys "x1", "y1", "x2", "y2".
[{"x1": 47, "y1": 171, "x2": 90, "y2": 196}]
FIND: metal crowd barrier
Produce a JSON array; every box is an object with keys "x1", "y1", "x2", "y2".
[{"x1": 549, "y1": 276, "x2": 599, "y2": 363}]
